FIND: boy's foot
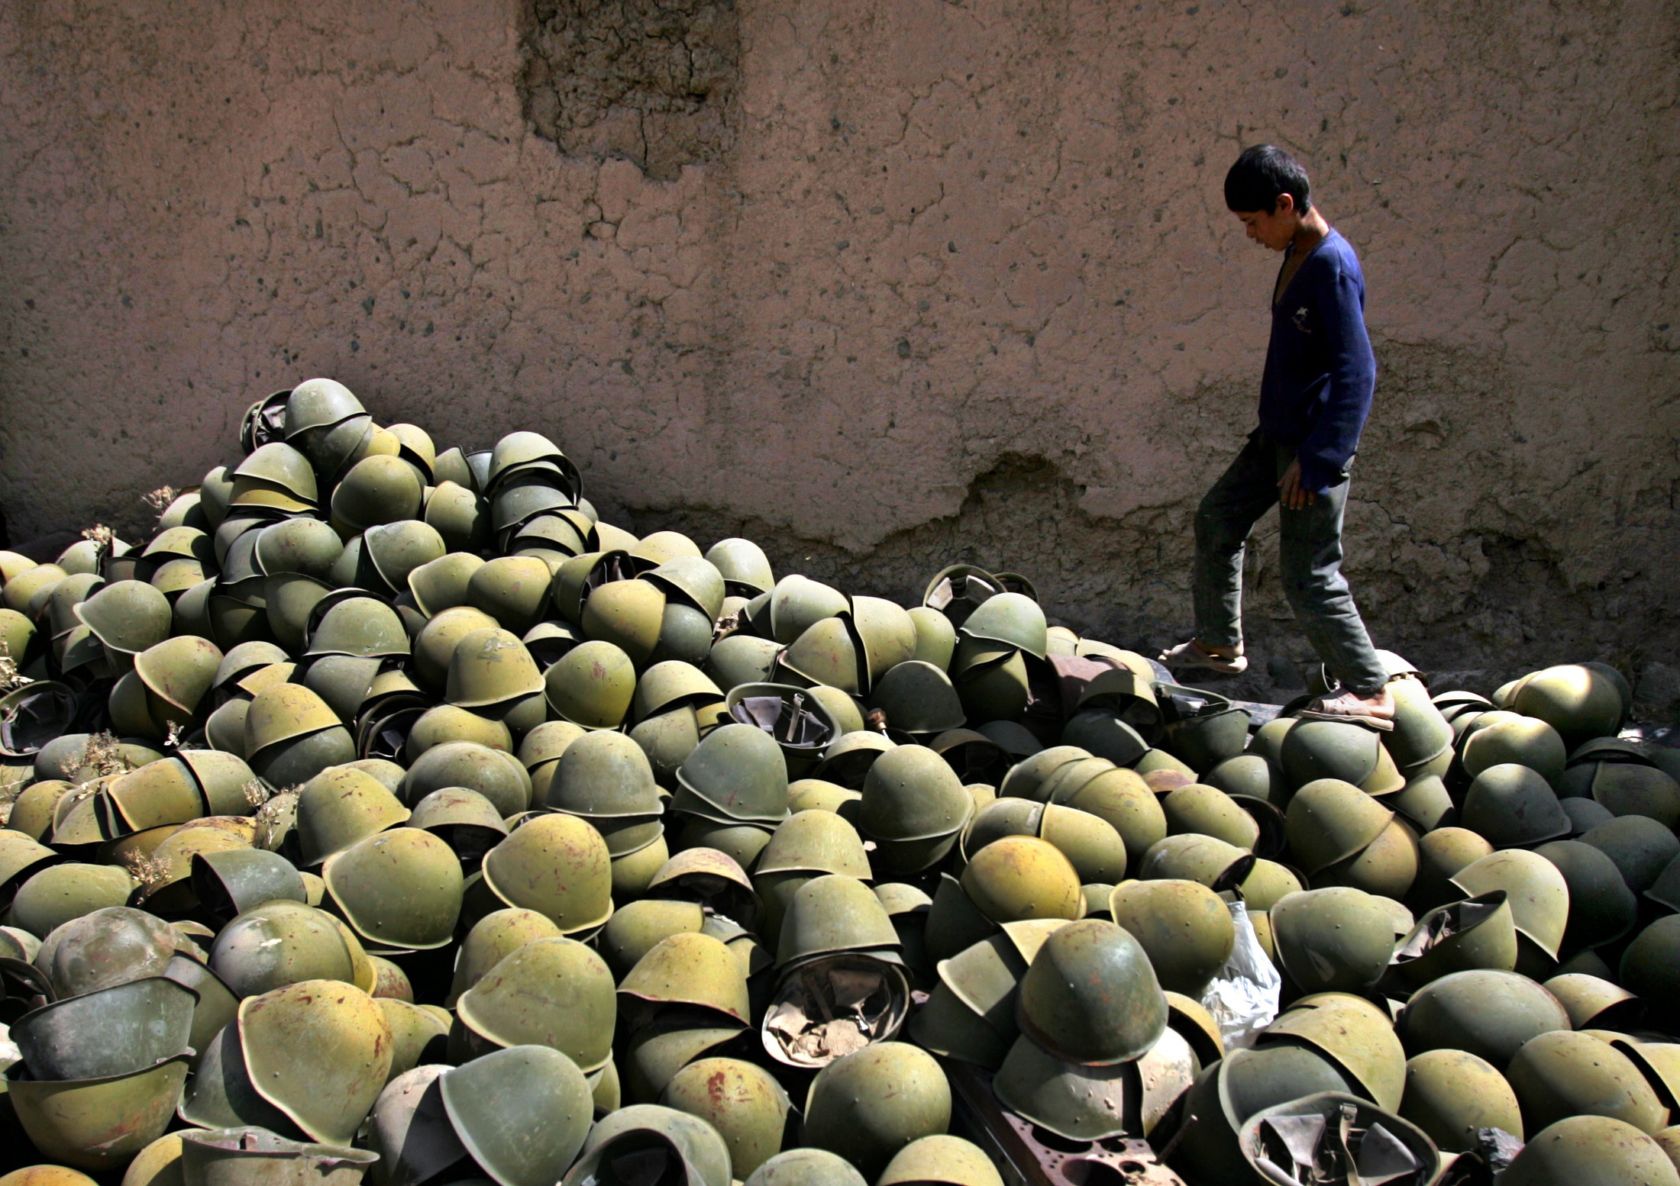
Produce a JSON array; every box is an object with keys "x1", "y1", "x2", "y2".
[
  {"x1": 1298, "y1": 687, "x2": 1396, "y2": 732},
  {"x1": 1157, "y1": 638, "x2": 1248, "y2": 676}
]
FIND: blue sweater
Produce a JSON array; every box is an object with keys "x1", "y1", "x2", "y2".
[{"x1": 1257, "y1": 229, "x2": 1378, "y2": 493}]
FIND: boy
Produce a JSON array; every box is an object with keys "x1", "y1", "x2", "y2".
[{"x1": 1158, "y1": 145, "x2": 1394, "y2": 730}]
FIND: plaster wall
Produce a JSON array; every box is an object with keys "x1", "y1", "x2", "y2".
[{"x1": 3, "y1": 0, "x2": 1677, "y2": 698}]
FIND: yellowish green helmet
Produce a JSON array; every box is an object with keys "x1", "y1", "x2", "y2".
[
  {"x1": 801, "y1": 1042, "x2": 951, "y2": 1180},
  {"x1": 456, "y1": 936, "x2": 616, "y2": 1072},
  {"x1": 1018, "y1": 917, "x2": 1166, "y2": 1066}
]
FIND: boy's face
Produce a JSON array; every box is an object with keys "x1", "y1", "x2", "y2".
[{"x1": 1233, "y1": 194, "x2": 1299, "y2": 252}]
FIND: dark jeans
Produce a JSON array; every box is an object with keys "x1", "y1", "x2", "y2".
[{"x1": 1192, "y1": 433, "x2": 1389, "y2": 695}]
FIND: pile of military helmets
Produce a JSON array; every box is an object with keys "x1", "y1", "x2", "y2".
[{"x1": 0, "y1": 378, "x2": 1677, "y2": 1186}]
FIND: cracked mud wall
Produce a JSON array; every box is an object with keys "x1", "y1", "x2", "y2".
[{"x1": 2, "y1": 0, "x2": 1677, "y2": 703}]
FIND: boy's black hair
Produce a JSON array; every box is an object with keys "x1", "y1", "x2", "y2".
[{"x1": 1224, "y1": 145, "x2": 1312, "y2": 214}]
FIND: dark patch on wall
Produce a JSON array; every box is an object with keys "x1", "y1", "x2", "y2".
[{"x1": 521, "y1": 0, "x2": 740, "y2": 180}]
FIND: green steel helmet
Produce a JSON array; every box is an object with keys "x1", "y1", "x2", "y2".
[
  {"x1": 284, "y1": 377, "x2": 365, "y2": 436},
  {"x1": 950, "y1": 644, "x2": 1030, "y2": 722},
  {"x1": 1280, "y1": 718, "x2": 1388, "y2": 790},
  {"x1": 757, "y1": 810, "x2": 872, "y2": 878},
  {"x1": 1235, "y1": 1093, "x2": 1440, "y2": 1186},
  {"x1": 9, "y1": 974, "x2": 195, "y2": 1081},
  {"x1": 1533, "y1": 839, "x2": 1638, "y2": 952},
  {"x1": 1389, "y1": 891, "x2": 1518, "y2": 988},
  {"x1": 1257, "y1": 999, "x2": 1407, "y2": 1112},
  {"x1": 362, "y1": 519, "x2": 446, "y2": 594},
  {"x1": 377, "y1": 999, "x2": 447, "y2": 1078},
  {"x1": 1621, "y1": 915, "x2": 1680, "y2": 1007},
  {"x1": 619, "y1": 932, "x2": 751, "y2": 1026},
  {"x1": 241, "y1": 678, "x2": 339, "y2": 752},
  {"x1": 868, "y1": 661, "x2": 965, "y2": 735},
  {"x1": 775, "y1": 874, "x2": 900, "y2": 966},
  {"x1": 1109, "y1": 879, "x2": 1235, "y2": 997},
  {"x1": 627, "y1": 708, "x2": 704, "y2": 791},
  {"x1": 1270, "y1": 887, "x2": 1401, "y2": 995},
  {"x1": 851, "y1": 596, "x2": 919, "y2": 685},
  {"x1": 1397, "y1": 969, "x2": 1569, "y2": 1067},
  {"x1": 778, "y1": 616, "x2": 864, "y2": 693},
  {"x1": 744, "y1": 1149, "x2": 868, "y2": 1186},
  {"x1": 1056, "y1": 711, "x2": 1147, "y2": 769},
  {"x1": 1542, "y1": 972, "x2": 1640, "y2": 1031},
  {"x1": 402, "y1": 704, "x2": 514, "y2": 764},
  {"x1": 1460, "y1": 762, "x2": 1570, "y2": 847},
  {"x1": 446, "y1": 627, "x2": 545, "y2": 708},
  {"x1": 1284, "y1": 778, "x2": 1392, "y2": 874},
  {"x1": 331, "y1": 455, "x2": 425, "y2": 532},
  {"x1": 908, "y1": 979, "x2": 1012, "y2": 1069},
  {"x1": 413, "y1": 604, "x2": 501, "y2": 691},
  {"x1": 705, "y1": 633, "x2": 782, "y2": 690},
  {"x1": 563, "y1": 1103, "x2": 730, "y2": 1186},
  {"x1": 456, "y1": 936, "x2": 617, "y2": 1072},
  {"x1": 1036, "y1": 803, "x2": 1128, "y2": 884},
  {"x1": 545, "y1": 639, "x2": 637, "y2": 729},
  {"x1": 634, "y1": 661, "x2": 724, "y2": 721},
  {"x1": 964, "y1": 786, "x2": 1045, "y2": 846},
  {"x1": 304, "y1": 596, "x2": 410, "y2": 659},
  {"x1": 2, "y1": 563, "x2": 66, "y2": 618},
  {"x1": 1458, "y1": 709, "x2": 1568, "y2": 786},
  {"x1": 907, "y1": 606, "x2": 958, "y2": 671},
  {"x1": 1384, "y1": 676, "x2": 1455, "y2": 773},
  {"x1": 1400, "y1": 1048, "x2": 1524, "y2": 1152},
  {"x1": 237, "y1": 978, "x2": 393, "y2": 1145},
  {"x1": 859, "y1": 744, "x2": 970, "y2": 841},
  {"x1": 802, "y1": 1043, "x2": 951, "y2": 1180},
  {"x1": 961, "y1": 836, "x2": 1083, "y2": 924},
  {"x1": 35, "y1": 906, "x2": 177, "y2": 997},
  {"x1": 1016, "y1": 917, "x2": 1167, "y2": 1065},
  {"x1": 876, "y1": 1135, "x2": 1003, "y2": 1186},
  {"x1": 1162, "y1": 782, "x2": 1262, "y2": 851},
  {"x1": 549, "y1": 729, "x2": 662, "y2": 818},
  {"x1": 1162, "y1": 705, "x2": 1253, "y2": 775},
  {"x1": 1136, "y1": 833, "x2": 1255, "y2": 891},
  {"x1": 1450, "y1": 848, "x2": 1570, "y2": 962},
  {"x1": 663, "y1": 1057, "x2": 792, "y2": 1179},
  {"x1": 443, "y1": 1046, "x2": 593, "y2": 1186},
  {"x1": 403, "y1": 741, "x2": 532, "y2": 817},
  {"x1": 677, "y1": 722, "x2": 790, "y2": 824},
  {"x1": 386, "y1": 422, "x2": 437, "y2": 478},
  {"x1": 1581, "y1": 814, "x2": 1680, "y2": 894},
  {"x1": 468, "y1": 555, "x2": 557, "y2": 635},
  {"x1": 580, "y1": 577, "x2": 666, "y2": 666},
  {"x1": 294, "y1": 765, "x2": 412, "y2": 866},
  {"x1": 75, "y1": 579, "x2": 172, "y2": 657},
  {"x1": 768, "y1": 575, "x2": 849, "y2": 646},
  {"x1": 424, "y1": 481, "x2": 490, "y2": 554},
  {"x1": 481, "y1": 814, "x2": 613, "y2": 934},
  {"x1": 6, "y1": 1053, "x2": 190, "y2": 1172},
  {"x1": 234, "y1": 441, "x2": 319, "y2": 503},
  {"x1": 600, "y1": 899, "x2": 707, "y2": 978},
  {"x1": 1502, "y1": 1115, "x2": 1680, "y2": 1186},
  {"x1": 646, "y1": 556, "x2": 726, "y2": 621},
  {"x1": 1593, "y1": 761, "x2": 1680, "y2": 828},
  {"x1": 323, "y1": 827, "x2": 465, "y2": 950},
  {"x1": 705, "y1": 537, "x2": 775, "y2": 596},
  {"x1": 1506, "y1": 1029, "x2": 1666, "y2": 1136},
  {"x1": 447, "y1": 908, "x2": 565, "y2": 1004},
  {"x1": 190, "y1": 848, "x2": 310, "y2": 922},
  {"x1": 1512, "y1": 664, "x2": 1626, "y2": 751},
  {"x1": 207, "y1": 899, "x2": 369, "y2": 997}
]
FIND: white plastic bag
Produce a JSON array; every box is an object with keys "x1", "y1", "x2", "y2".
[{"x1": 1199, "y1": 899, "x2": 1281, "y2": 1050}]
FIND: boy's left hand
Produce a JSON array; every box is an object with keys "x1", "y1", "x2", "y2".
[{"x1": 1278, "y1": 459, "x2": 1316, "y2": 510}]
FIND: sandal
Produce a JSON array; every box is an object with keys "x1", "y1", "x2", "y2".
[
  {"x1": 1157, "y1": 638, "x2": 1248, "y2": 676},
  {"x1": 1297, "y1": 688, "x2": 1396, "y2": 732}
]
